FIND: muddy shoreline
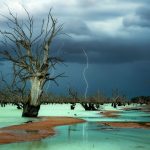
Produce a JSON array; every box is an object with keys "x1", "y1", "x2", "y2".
[
  {"x1": 0, "y1": 117, "x2": 85, "y2": 144},
  {"x1": 101, "y1": 110, "x2": 120, "y2": 118},
  {"x1": 100, "y1": 122, "x2": 150, "y2": 129}
]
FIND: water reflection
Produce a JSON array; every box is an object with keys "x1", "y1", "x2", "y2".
[
  {"x1": 0, "y1": 122, "x2": 150, "y2": 150},
  {"x1": 0, "y1": 109, "x2": 150, "y2": 150},
  {"x1": 82, "y1": 110, "x2": 150, "y2": 122}
]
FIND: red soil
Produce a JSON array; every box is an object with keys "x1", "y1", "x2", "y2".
[
  {"x1": 100, "y1": 122, "x2": 150, "y2": 129},
  {"x1": 0, "y1": 117, "x2": 85, "y2": 144},
  {"x1": 101, "y1": 111, "x2": 120, "y2": 118}
]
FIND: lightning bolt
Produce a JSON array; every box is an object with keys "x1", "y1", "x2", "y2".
[{"x1": 82, "y1": 49, "x2": 89, "y2": 99}]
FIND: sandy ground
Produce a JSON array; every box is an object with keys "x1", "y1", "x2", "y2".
[
  {"x1": 100, "y1": 111, "x2": 120, "y2": 118},
  {"x1": 0, "y1": 117, "x2": 85, "y2": 144},
  {"x1": 100, "y1": 122, "x2": 150, "y2": 129}
]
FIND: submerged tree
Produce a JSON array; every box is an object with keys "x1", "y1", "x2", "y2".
[{"x1": 0, "y1": 7, "x2": 64, "y2": 117}]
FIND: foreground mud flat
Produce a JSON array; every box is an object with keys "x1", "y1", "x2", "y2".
[{"x1": 0, "y1": 117, "x2": 85, "y2": 144}]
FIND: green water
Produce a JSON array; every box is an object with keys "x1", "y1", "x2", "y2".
[
  {"x1": 0, "y1": 105, "x2": 150, "y2": 150},
  {"x1": 0, "y1": 122, "x2": 150, "y2": 150},
  {"x1": 83, "y1": 110, "x2": 150, "y2": 122}
]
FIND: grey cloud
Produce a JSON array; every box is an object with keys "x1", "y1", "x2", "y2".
[
  {"x1": 76, "y1": 0, "x2": 98, "y2": 7},
  {"x1": 136, "y1": 6, "x2": 150, "y2": 20},
  {"x1": 56, "y1": 9, "x2": 126, "y2": 22},
  {"x1": 63, "y1": 20, "x2": 91, "y2": 35},
  {"x1": 82, "y1": 10, "x2": 126, "y2": 21},
  {"x1": 123, "y1": 16, "x2": 150, "y2": 28},
  {"x1": 1, "y1": 0, "x2": 150, "y2": 65},
  {"x1": 116, "y1": 0, "x2": 150, "y2": 4},
  {"x1": 123, "y1": 6, "x2": 150, "y2": 28}
]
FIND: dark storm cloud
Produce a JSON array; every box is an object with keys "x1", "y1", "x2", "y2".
[
  {"x1": 0, "y1": 0, "x2": 150, "y2": 97},
  {"x1": 0, "y1": 0, "x2": 150, "y2": 65},
  {"x1": 0, "y1": 58, "x2": 5, "y2": 62},
  {"x1": 60, "y1": 38, "x2": 150, "y2": 64},
  {"x1": 1, "y1": 33, "x2": 150, "y2": 65},
  {"x1": 58, "y1": 0, "x2": 150, "y2": 64}
]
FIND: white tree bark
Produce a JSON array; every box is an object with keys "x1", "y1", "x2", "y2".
[{"x1": 30, "y1": 77, "x2": 44, "y2": 106}]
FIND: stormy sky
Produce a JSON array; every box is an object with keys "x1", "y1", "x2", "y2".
[{"x1": 0, "y1": 0, "x2": 150, "y2": 98}]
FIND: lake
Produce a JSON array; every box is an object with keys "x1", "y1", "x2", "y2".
[{"x1": 0, "y1": 104, "x2": 150, "y2": 150}]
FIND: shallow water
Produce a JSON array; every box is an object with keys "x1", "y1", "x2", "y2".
[
  {"x1": 0, "y1": 105, "x2": 40, "y2": 128},
  {"x1": 0, "y1": 104, "x2": 150, "y2": 150},
  {"x1": 0, "y1": 122, "x2": 150, "y2": 150},
  {"x1": 83, "y1": 110, "x2": 150, "y2": 122}
]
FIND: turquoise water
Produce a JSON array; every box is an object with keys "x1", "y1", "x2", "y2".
[
  {"x1": 0, "y1": 105, "x2": 150, "y2": 150},
  {"x1": 0, "y1": 106, "x2": 39, "y2": 128},
  {"x1": 0, "y1": 122, "x2": 150, "y2": 150},
  {"x1": 0, "y1": 117, "x2": 40, "y2": 128},
  {"x1": 118, "y1": 110, "x2": 150, "y2": 122},
  {"x1": 83, "y1": 110, "x2": 150, "y2": 122}
]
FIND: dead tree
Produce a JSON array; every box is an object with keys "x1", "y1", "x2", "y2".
[
  {"x1": 68, "y1": 88, "x2": 98, "y2": 111},
  {"x1": 0, "y1": 8, "x2": 64, "y2": 117},
  {"x1": 81, "y1": 98, "x2": 98, "y2": 111},
  {"x1": 111, "y1": 89, "x2": 125, "y2": 108},
  {"x1": 68, "y1": 88, "x2": 78, "y2": 110},
  {"x1": 0, "y1": 72, "x2": 24, "y2": 109}
]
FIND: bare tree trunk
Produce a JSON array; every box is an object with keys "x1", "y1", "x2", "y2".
[
  {"x1": 81, "y1": 102, "x2": 98, "y2": 111},
  {"x1": 0, "y1": 8, "x2": 63, "y2": 117},
  {"x1": 22, "y1": 102, "x2": 40, "y2": 117},
  {"x1": 22, "y1": 77, "x2": 44, "y2": 117}
]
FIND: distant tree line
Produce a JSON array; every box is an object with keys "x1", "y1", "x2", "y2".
[
  {"x1": 1, "y1": 83, "x2": 150, "y2": 111},
  {"x1": 130, "y1": 96, "x2": 150, "y2": 104},
  {"x1": 0, "y1": 87, "x2": 126, "y2": 109}
]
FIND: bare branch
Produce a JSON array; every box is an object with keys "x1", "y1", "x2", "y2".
[
  {"x1": 46, "y1": 72, "x2": 66, "y2": 86},
  {"x1": 0, "y1": 7, "x2": 65, "y2": 112}
]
